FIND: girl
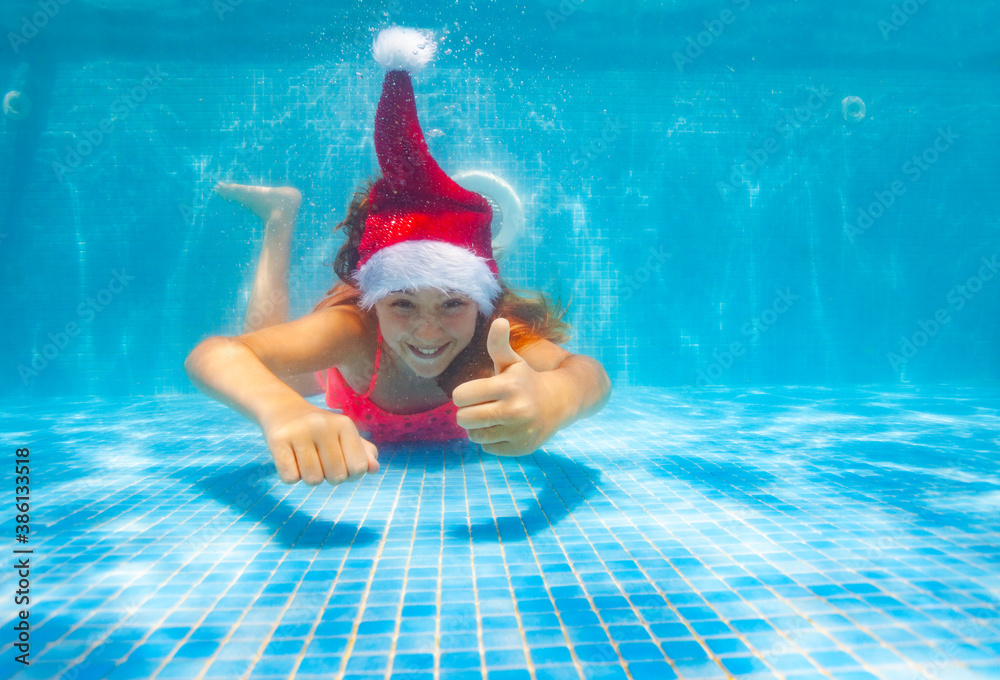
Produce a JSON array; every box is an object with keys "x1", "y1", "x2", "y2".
[{"x1": 184, "y1": 28, "x2": 611, "y2": 488}]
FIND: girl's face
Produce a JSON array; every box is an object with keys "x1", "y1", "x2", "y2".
[{"x1": 374, "y1": 288, "x2": 479, "y2": 378}]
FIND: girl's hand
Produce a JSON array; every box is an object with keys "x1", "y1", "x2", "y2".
[
  {"x1": 259, "y1": 404, "x2": 379, "y2": 485},
  {"x1": 452, "y1": 318, "x2": 562, "y2": 456}
]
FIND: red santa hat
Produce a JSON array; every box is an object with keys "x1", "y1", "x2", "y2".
[{"x1": 353, "y1": 27, "x2": 503, "y2": 317}]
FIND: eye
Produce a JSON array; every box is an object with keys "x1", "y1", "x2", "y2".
[
  {"x1": 444, "y1": 299, "x2": 467, "y2": 309},
  {"x1": 391, "y1": 299, "x2": 414, "y2": 309}
]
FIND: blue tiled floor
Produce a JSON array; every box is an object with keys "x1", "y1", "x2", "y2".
[{"x1": 2, "y1": 386, "x2": 999, "y2": 679}]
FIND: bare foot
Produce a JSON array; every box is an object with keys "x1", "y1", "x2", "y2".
[{"x1": 214, "y1": 183, "x2": 302, "y2": 221}]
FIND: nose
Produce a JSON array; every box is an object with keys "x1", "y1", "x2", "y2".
[{"x1": 411, "y1": 316, "x2": 446, "y2": 344}]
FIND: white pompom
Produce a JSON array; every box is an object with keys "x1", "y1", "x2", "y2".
[{"x1": 372, "y1": 27, "x2": 437, "y2": 73}]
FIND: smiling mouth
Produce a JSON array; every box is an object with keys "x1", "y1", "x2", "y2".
[{"x1": 407, "y1": 342, "x2": 448, "y2": 360}]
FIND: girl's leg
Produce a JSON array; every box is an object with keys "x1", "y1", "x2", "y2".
[
  {"x1": 214, "y1": 182, "x2": 300, "y2": 333},
  {"x1": 214, "y1": 183, "x2": 323, "y2": 396}
]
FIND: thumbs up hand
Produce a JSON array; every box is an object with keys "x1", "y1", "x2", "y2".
[{"x1": 452, "y1": 318, "x2": 560, "y2": 456}]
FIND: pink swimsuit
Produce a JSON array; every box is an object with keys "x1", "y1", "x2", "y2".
[{"x1": 316, "y1": 324, "x2": 468, "y2": 443}]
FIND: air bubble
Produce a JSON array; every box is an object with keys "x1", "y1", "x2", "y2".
[{"x1": 842, "y1": 96, "x2": 866, "y2": 122}]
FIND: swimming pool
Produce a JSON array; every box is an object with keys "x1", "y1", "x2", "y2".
[{"x1": 2, "y1": 1, "x2": 999, "y2": 679}]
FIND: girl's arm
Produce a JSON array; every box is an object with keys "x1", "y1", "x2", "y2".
[
  {"x1": 185, "y1": 335, "x2": 313, "y2": 429},
  {"x1": 519, "y1": 340, "x2": 613, "y2": 431},
  {"x1": 184, "y1": 306, "x2": 365, "y2": 427},
  {"x1": 184, "y1": 307, "x2": 379, "y2": 486}
]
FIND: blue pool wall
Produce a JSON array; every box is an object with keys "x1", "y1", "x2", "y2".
[{"x1": 1, "y1": 10, "x2": 999, "y2": 398}]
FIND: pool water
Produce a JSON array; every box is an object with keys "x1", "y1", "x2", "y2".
[
  {"x1": 3, "y1": 2, "x2": 1000, "y2": 679},
  {"x1": 3, "y1": 386, "x2": 998, "y2": 680}
]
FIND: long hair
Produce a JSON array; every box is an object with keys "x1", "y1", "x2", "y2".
[{"x1": 313, "y1": 181, "x2": 572, "y2": 395}]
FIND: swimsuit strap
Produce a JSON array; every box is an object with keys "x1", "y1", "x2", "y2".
[{"x1": 361, "y1": 322, "x2": 382, "y2": 399}]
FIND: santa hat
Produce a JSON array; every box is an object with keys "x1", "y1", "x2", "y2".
[{"x1": 353, "y1": 27, "x2": 503, "y2": 317}]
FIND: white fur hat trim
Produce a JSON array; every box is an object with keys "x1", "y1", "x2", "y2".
[{"x1": 353, "y1": 240, "x2": 502, "y2": 316}]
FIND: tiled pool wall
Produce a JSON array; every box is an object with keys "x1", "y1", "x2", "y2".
[{"x1": 2, "y1": 64, "x2": 999, "y2": 398}]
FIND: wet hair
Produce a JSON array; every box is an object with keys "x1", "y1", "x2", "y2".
[{"x1": 313, "y1": 180, "x2": 572, "y2": 396}]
